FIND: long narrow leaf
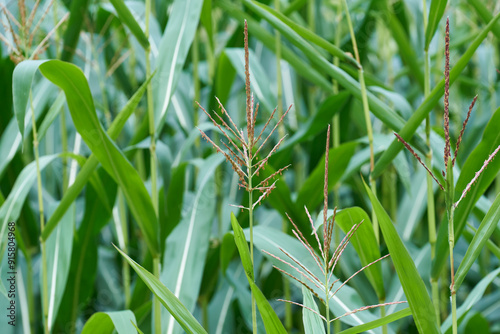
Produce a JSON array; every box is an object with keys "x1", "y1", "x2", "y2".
[
  {"x1": 37, "y1": 60, "x2": 159, "y2": 255},
  {"x1": 363, "y1": 179, "x2": 440, "y2": 334},
  {"x1": 115, "y1": 247, "x2": 207, "y2": 334},
  {"x1": 372, "y1": 11, "x2": 500, "y2": 178}
]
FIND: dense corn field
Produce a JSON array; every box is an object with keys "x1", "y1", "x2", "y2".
[{"x1": 1, "y1": 0, "x2": 500, "y2": 333}]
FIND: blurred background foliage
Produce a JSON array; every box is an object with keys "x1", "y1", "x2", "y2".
[{"x1": 0, "y1": 0, "x2": 500, "y2": 333}]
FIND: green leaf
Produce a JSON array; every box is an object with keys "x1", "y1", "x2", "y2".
[
  {"x1": 441, "y1": 267, "x2": 500, "y2": 333},
  {"x1": 61, "y1": 0, "x2": 90, "y2": 62},
  {"x1": 242, "y1": 0, "x2": 414, "y2": 136},
  {"x1": 296, "y1": 142, "x2": 357, "y2": 210},
  {"x1": 251, "y1": 2, "x2": 359, "y2": 67},
  {"x1": 153, "y1": 0, "x2": 204, "y2": 134},
  {"x1": 81, "y1": 310, "x2": 138, "y2": 334},
  {"x1": 115, "y1": 246, "x2": 208, "y2": 334},
  {"x1": 425, "y1": 0, "x2": 448, "y2": 50},
  {"x1": 161, "y1": 155, "x2": 222, "y2": 334},
  {"x1": 363, "y1": 179, "x2": 440, "y2": 334},
  {"x1": 45, "y1": 203, "x2": 74, "y2": 330},
  {"x1": 247, "y1": 225, "x2": 380, "y2": 327},
  {"x1": 302, "y1": 285, "x2": 325, "y2": 334},
  {"x1": 225, "y1": 48, "x2": 276, "y2": 113},
  {"x1": 221, "y1": 232, "x2": 236, "y2": 275},
  {"x1": 278, "y1": 92, "x2": 350, "y2": 152},
  {"x1": 0, "y1": 155, "x2": 59, "y2": 253},
  {"x1": 334, "y1": 207, "x2": 385, "y2": 300},
  {"x1": 218, "y1": 0, "x2": 331, "y2": 92},
  {"x1": 109, "y1": 0, "x2": 150, "y2": 49},
  {"x1": 12, "y1": 60, "x2": 46, "y2": 141},
  {"x1": 432, "y1": 107, "x2": 500, "y2": 279},
  {"x1": 466, "y1": 0, "x2": 500, "y2": 39},
  {"x1": 372, "y1": 12, "x2": 500, "y2": 178},
  {"x1": 39, "y1": 67, "x2": 153, "y2": 241},
  {"x1": 337, "y1": 308, "x2": 412, "y2": 334},
  {"x1": 230, "y1": 214, "x2": 287, "y2": 334},
  {"x1": 454, "y1": 192, "x2": 500, "y2": 290},
  {"x1": 230, "y1": 213, "x2": 254, "y2": 282},
  {"x1": 36, "y1": 60, "x2": 159, "y2": 255}
]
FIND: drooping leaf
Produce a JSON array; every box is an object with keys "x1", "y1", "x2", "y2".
[{"x1": 363, "y1": 179, "x2": 440, "y2": 334}]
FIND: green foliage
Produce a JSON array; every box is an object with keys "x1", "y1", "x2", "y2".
[{"x1": 1, "y1": 0, "x2": 500, "y2": 333}]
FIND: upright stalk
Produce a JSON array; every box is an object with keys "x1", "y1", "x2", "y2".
[
  {"x1": 445, "y1": 158, "x2": 457, "y2": 334},
  {"x1": 247, "y1": 160, "x2": 257, "y2": 334},
  {"x1": 145, "y1": 0, "x2": 160, "y2": 332},
  {"x1": 341, "y1": 0, "x2": 378, "y2": 243},
  {"x1": 31, "y1": 92, "x2": 49, "y2": 334}
]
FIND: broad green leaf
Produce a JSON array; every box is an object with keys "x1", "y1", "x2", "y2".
[
  {"x1": 115, "y1": 247, "x2": 207, "y2": 334},
  {"x1": 454, "y1": 192, "x2": 500, "y2": 290},
  {"x1": 153, "y1": 0, "x2": 203, "y2": 134},
  {"x1": 338, "y1": 308, "x2": 412, "y2": 334},
  {"x1": 363, "y1": 180, "x2": 440, "y2": 334},
  {"x1": 247, "y1": 225, "x2": 381, "y2": 327},
  {"x1": 296, "y1": 142, "x2": 357, "y2": 210},
  {"x1": 37, "y1": 60, "x2": 159, "y2": 255},
  {"x1": 39, "y1": 68, "x2": 153, "y2": 241},
  {"x1": 425, "y1": 0, "x2": 448, "y2": 50},
  {"x1": 372, "y1": 12, "x2": 500, "y2": 178},
  {"x1": 81, "y1": 310, "x2": 138, "y2": 334},
  {"x1": 334, "y1": 207, "x2": 385, "y2": 300},
  {"x1": 302, "y1": 285, "x2": 325, "y2": 334},
  {"x1": 12, "y1": 60, "x2": 46, "y2": 141},
  {"x1": 230, "y1": 214, "x2": 287, "y2": 334},
  {"x1": 441, "y1": 267, "x2": 500, "y2": 333},
  {"x1": 432, "y1": 107, "x2": 500, "y2": 279},
  {"x1": 161, "y1": 155, "x2": 222, "y2": 334},
  {"x1": 109, "y1": 0, "x2": 149, "y2": 49}
]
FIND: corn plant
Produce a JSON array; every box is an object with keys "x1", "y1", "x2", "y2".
[{"x1": 1, "y1": 0, "x2": 500, "y2": 333}]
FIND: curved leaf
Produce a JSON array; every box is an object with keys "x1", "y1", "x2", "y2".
[
  {"x1": 454, "y1": 192, "x2": 500, "y2": 290},
  {"x1": 81, "y1": 310, "x2": 138, "y2": 334},
  {"x1": 36, "y1": 60, "x2": 159, "y2": 255},
  {"x1": 363, "y1": 179, "x2": 440, "y2": 334},
  {"x1": 109, "y1": 0, "x2": 149, "y2": 49},
  {"x1": 116, "y1": 246, "x2": 208, "y2": 334}
]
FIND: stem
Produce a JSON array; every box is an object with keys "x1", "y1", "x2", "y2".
[
  {"x1": 324, "y1": 251, "x2": 331, "y2": 334},
  {"x1": 341, "y1": 0, "x2": 378, "y2": 243},
  {"x1": 31, "y1": 92, "x2": 49, "y2": 334},
  {"x1": 248, "y1": 160, "x2": 257, "y2": 334},
  {"x1": 445, "y1": 157, "x2": 457, "y2": 334},
  {"x1": 381, "y1": 304, "x2": 387, "y2": 334},
  {"x1": 145, "y1": 0, "x2": 160, "y2": 332}
]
